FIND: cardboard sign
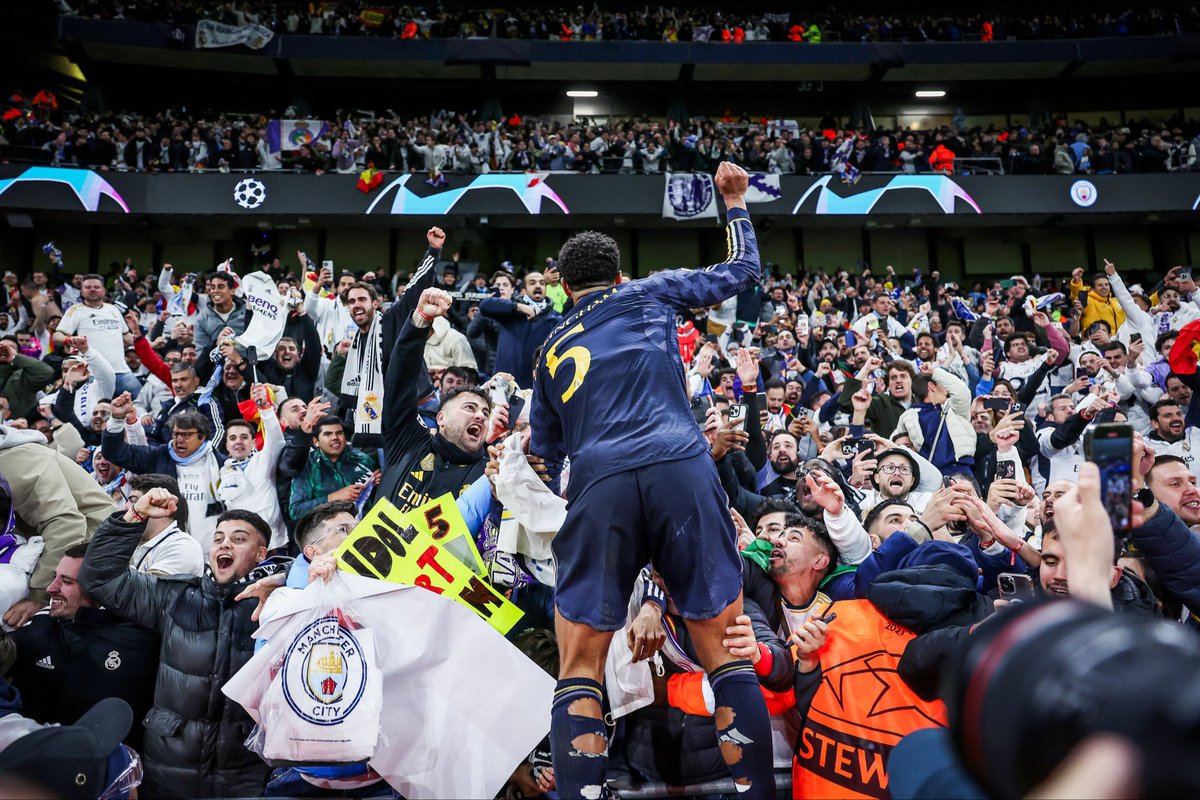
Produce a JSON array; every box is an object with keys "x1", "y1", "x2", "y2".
[{"x1": 333, "y1": 497, "x2": 522, "y2": 634}]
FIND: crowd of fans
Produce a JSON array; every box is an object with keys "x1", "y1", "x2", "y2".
[
  {"x1": 6, "y1": 96, "x2": 1200, "y2": 176},
  {"x1": 59, "y1": 0, "x2": 1200, "y2": 43},
  {"x1": 0, "y1": 196, "x2": 1198, "y2": 797}
]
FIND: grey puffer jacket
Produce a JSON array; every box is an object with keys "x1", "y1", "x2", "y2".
[{"x1": 79, "y1": 513, "x2": 270, "y2": 798}]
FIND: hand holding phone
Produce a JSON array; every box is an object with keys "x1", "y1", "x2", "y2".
[
  {"x1": 728, "y1": 403, "x2": 748, "y2": 432},
  {"x1": 1084, "y1": 423, "x2": 1133, "y2": 533},
  {"x1": 998, "y1": 572, "x2": 1034, "y2": 602}
]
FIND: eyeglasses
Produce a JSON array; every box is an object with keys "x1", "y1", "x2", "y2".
[
  {"x1": 309, "y1": 523, "x2": 352, "y2": 550},
  {"x1": 171, "y1": 430, "x2": 200, "y2": 440},
  {"x1": 877, "y1": 464, "x2": 913, "y2": 475},
  {"x1": 98, "y1": 745, "x2": 143, "y2": 800}
]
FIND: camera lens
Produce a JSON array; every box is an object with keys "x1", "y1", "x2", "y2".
[
  {"x1": 999, "y1": 576, "x2": 1014, "y2": 592},
  {"x1": 947, "y1": 600, "x2": 1200, "y2": 799}
]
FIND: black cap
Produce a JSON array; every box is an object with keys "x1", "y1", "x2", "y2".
[{"x1": 1, "y1": 697, "x2": 133, "y2": 799}]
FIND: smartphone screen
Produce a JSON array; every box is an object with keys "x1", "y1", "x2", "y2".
[
  {"x1": 996, "y1": 460, "x2": 1016, "y2": 481},
  {"x1": 728, "y1": 403, "x2": 748, "y2": 432},
  {"x1": 1079, "y1": 288, "x2": 1090, "y2": 308},
  {"x1": 982, "y1": 397, "x2": 1010, "y2": 412},
  {"x1": 1084, "y1": 423, "x2": 1133, "y2": 532},
  {"x1": 997, "y1": 573, "x2": 1034, "y2": 602},
  {"x1": 1130, "y1": 333, "x2": 1142, "y2": 344}
]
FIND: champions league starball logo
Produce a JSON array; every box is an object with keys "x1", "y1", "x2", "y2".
[
  {"x1": 666, "y1": 173, "x2": 714, "y2": 218},
  {"x1": 282, "y1": 616, "x2": 369, "y2": 726},
  {"x1": 233, "y1": 178, "x2": 267, "y2": 209}
]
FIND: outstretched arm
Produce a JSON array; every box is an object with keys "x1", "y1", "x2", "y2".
[{"x1": 638, "y1": 163, "x2": 759, "y2": 309}]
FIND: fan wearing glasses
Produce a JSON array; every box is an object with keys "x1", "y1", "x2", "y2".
[{"x1": 858, "y1": 446, "x2": 940, "y2": 516}]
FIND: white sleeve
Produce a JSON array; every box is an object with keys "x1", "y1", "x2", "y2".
[
  {"x1": 824, "y1": 505, "x2": 873, "y2": 565},
  {"x1": 83, "y1": 348, "x2": 116, "y2": 401},
  {"x1": 1107, "y1": 270, "x2": 1151, "y2": 330},
  {"x1": 933, "y1": 366, "x2": 971, "y2": 419},
  {"x1": 57, "y1": 305, "x2": 79, "y2": 336},
  {"x1": 125, "y1": 419, "x2": 148, "y2": 447},
  {"x1": 1037, "y1": 427, "x2": 1062, "y2": 458},
  {"x1": 158, "y1": 267, "x2": 177, "y2": 301}
]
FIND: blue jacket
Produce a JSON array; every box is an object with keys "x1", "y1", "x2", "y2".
[
  {"x1": 531, "y1": 207, "x2": 759, "y2": 499},
  {"x1": 478, "y1": 298, "x2": 562, "y2": 385},
  {"x1": 1130, "y1": 503, "x2": 1200, "y2": 617}
]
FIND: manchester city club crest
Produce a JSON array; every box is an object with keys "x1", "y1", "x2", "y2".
[{"x1": 282, "y1": 615, "x2": 370, "y2": 726}]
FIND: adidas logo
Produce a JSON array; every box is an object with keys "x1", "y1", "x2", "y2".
[{"x1": 35, "y1": 656, "x2": 54, "y2": 670}]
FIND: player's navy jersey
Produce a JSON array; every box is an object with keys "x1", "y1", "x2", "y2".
[{"x1": 530, "y1": 207, "x2": 760, "y2": 500}]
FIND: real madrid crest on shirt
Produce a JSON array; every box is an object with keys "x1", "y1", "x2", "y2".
[{"x1": 104, "y1": 650, "x2": 122, "y2": 671}]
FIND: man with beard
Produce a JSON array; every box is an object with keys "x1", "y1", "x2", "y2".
[
  {"x1": 238, "y1": 335, "x2": 321, "y2": 401},
  {"x1": 325, "y1": 281, "x2": 386, "y2": 440},
  {"x1": 1147, "y1": 399, "x2": 1200, "y2": 480},
  {"x1": 762, "y1": 430, "x2": 800, "y2": 496},
  {"x1": 857, "y1": 447, "x2": 939, "y2": 514},
  {"x1": 480, "y1": 270, "x2": 562, "y2": 384},
  {"x1": 379, "y1": 288, "x2": 492, "y2": 514}
]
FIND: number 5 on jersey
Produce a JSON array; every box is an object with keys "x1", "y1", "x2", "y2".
[{"x1": 545, "y1": 323, "x2": 591, "y2": 403}]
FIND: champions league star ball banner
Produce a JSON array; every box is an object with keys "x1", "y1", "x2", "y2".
[{"x1": 2, "y1": 166, "x2": 1199, "y2": 219}]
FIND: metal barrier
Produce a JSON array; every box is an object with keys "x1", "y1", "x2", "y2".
[{"x1": 610, "y1": 770, "x2": 792, "y2": 798}]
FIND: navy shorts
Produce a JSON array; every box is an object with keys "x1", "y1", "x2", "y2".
[{"x1": 553, "y1": 453, "x2": 743, "y2": 631}]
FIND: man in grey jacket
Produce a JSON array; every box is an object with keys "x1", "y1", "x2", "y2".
[
  {"x1": 193, "y1": 271, "x2": 248, "y2": 360},
  {"x1": 79, "y1": 487, "x2": 284, "y2": 798}
]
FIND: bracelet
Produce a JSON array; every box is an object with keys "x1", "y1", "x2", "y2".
[
  {"x1": 977, "y1": 538, "x2": 996, "y2": 549},
  {"x1": 128, "y1": 508, "x2": 147, "y2": 523},
  {"x1": 417, "y1": 308, "x2": 435, "y2": 323}
]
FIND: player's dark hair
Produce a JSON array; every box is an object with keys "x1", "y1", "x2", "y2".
[
  {"x1": 204, "y1": 271, "x2": 237, "y2": 288},
  {"x1": 887, "y1": 361, "x2": 917, "y2": 380},
  {"x1": 764, "y1": 379, "x2": 786, "y2": 393},
  {"x1": 1156, "y1": 331, "x2": 1179, "y2": 353},
  {"x1": 440, "y1": 366, "x2": 473, "y2": 387},
  {"x1": 225, "y1": 418, "x2": 256, "y2": 438},
  {"x1": 558, "y1": 230, "x2": 620, "y2": 292},
  {"x1": 754, "y1": 496, "x2": 800, "y2": 519},
  {"x1": 1102, "y1": 340, "x2": 1127, "y2": 355}
]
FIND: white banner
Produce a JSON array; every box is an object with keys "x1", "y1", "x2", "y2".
[
  {"x1": 224, "y1": 573, "x2": 553, "y2": 800},
  {"x1": 235, "y1": 271, "x2": 287, "y2": 360},
  {"x1": 195, "y1": 19, "x2": 274, "y2": 50},
  {"x1": 745, "y1": 173, "x2": 783, "y2": 204},
  {"x1": 663, "y1": 173, "x2": 718, "y2": 221}
]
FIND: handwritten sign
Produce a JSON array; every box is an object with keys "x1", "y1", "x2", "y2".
[{"x1": 332, "y1": 497, "x2": 523, "y2": 634}]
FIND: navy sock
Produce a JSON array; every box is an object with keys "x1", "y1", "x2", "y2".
[
  {"x1": 550, "y1": 677, "x2": 608, "y2": 800},
  {"x1": 709, "y1": 660, "x2": 776, "y2": 798}
]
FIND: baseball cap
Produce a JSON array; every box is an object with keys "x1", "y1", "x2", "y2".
[{"x1": 0, "y1": 697, "x2": 135, "y2": 799}]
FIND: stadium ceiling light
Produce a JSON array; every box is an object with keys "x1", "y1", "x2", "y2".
[
  {"x1": 566, "y1": 90, "x2": 599, "y2": 98},
  {"x1": 915, "y1": 90, "x2": 947, "y2": 98}
]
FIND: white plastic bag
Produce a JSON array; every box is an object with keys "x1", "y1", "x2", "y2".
[{"x1": 245, "y1": 573, "x2": 383, "y2": 765}]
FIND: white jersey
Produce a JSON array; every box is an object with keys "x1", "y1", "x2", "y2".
[
  {"x1": 1147, "y1": 429, "x2": 1200, "y2": 482},
  {"x1": 1037, "y1": 425, "x2": 1084, "y2": 488},
  {"x1": 57, "y1": 302, "x2": 130, "y2": 374}
]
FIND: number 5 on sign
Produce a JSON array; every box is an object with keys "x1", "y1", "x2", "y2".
[
  {"x1": 332, "y1": 497, "x2": 523, "y2": 635},
  {"x1": 410, "y1": 495, "x2": 487, "y2": 577}
]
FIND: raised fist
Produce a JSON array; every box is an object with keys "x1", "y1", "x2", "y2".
[
  {"x1": 427, "y1": 227, "x2": 446, "y2": 249},
  {"x1": 414, "y1": 288, "x2": 453, "y2": 322},
  {"x1": 714, "y1": 161, "x2": 749, "y2": 198}
]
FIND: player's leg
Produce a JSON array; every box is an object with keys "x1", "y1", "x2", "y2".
[
  {"x1": 550, "y1": 470, "x2": 647, "y2": 800},
  {"x1": 551, "y1": 613, "x2": 615, "y2": 800},
  {"x1": 646, "y1": 454, "x2": 776, "y2": 798}
]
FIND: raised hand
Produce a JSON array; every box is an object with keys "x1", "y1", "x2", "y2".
[
  {"x1": 413, "y1": 288, "x2": 453, "y2": 324},
  {"x1": 427, "y1": 226, "x2": 446, "y2": 249},
  {"x1": 132, "y1": 487, "x2": 179, "y2": 520},
  {"x1": 805, "y1": 471, "x2": 845, "y2": 516},
  {"x1": 714, "y1": 161, "x2": 750, "y2": 199}
]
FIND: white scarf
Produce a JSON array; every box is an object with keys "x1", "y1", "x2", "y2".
[{"x1": 340, "y1": 312, "x2": 384, "y2": 435}]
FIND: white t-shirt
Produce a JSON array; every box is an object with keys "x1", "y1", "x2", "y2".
[
  {"x1": 132, "y1": 523, "x2": 205, "y2": 577},
  {"x1": 57, "y1": 302, "x2": 130, "y2": 375}
]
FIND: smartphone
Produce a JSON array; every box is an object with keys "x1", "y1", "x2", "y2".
[
  {"x1": 1130, "y1": 332, "x2": 1142, "y2": 344},
  {"x1": 1075, "y1": 366, "x2": 1090, "y2": 381},
  {"x1": 691, "y1": 395, "x2": 714, "y2": 425},
  {"x1": 1084, "y1": 423, "x2": 1133, "y2": 533},
  {"x1": 488, "y1": 376, "x2": 512, "y2": 406},
  {"x1": 997, "y1": 572, "x2": 1035, "y2": 602},
  {"x1": 728, "y1": 403, "x2": 748, "y2": 432},
  {"x1": 996, "y1": 460, "x2": 1016, "y2": 481},
  {"x1": 1182, "y1": 267, "x2": 1193, "y2": 282},
  {"x1": 855, "y1": 438, "x2": 876, "y2": 456},
  {"x1": 982, "y1": 397, "x2": 1011, "y2": 412},
  {"x1": 504, "y1": 395, "x2": 526, "y2": 430},
  {"x1": 796, "y1": 317, "x2": 810, "y2": 337},
  {"x1": 841, "y1": 440, "x2": 856, "y2": 457},
  {"x1": 1010, "y1": 402, "x2": 1025, "y2": 416},
  {"x1": 1079, "y1": 288, "x2": 1090, "y2": 308},
  {"x1": 845, "y1": 330, "x2": 856, "y2": 348},
  {"x1": 321, "y1": 259, "x2": 333, "y2": 271}
]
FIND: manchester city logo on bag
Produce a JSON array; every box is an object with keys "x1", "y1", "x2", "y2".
[{"x1": 282, "y1": 615, "x2": 370, "y2": 726}]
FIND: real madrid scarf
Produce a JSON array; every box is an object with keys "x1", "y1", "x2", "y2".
[{"x1": 340, "y1": 311, "x2": 384, "y2": 436}]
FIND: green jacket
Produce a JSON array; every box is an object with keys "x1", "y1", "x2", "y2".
[
  {"x1": 0, "y1": 354, "x2": 54, "y2": 417},
  {"x1": 837, "y1": 375, "x2": 910, "y2": 437},
  {"x1": 289, "y1": 445, "x2": 377, "y2": 520}
]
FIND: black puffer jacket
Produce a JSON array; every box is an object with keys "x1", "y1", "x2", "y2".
[{"x1": 79, "y1": 513, "x2": 271, "y2": 798}]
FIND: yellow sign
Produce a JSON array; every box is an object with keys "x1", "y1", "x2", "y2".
[{"x1": 332, "y1": 496, "x2": 523, "y2": 635}]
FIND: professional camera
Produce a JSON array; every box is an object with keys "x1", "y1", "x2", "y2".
[{"x1": 946, "y1": 600, "x2": 1200, "y2": 798}]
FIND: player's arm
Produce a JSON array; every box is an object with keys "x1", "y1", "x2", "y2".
[
  {"x1": 529, "y1": 365, "x2": 567, "y2": 494},
  {"x1": 639, "y1": 163, "x2": 760, "y2": 309}
]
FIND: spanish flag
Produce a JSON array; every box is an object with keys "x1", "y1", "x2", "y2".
[
  {"x1": 1169, "y1": 320, "x2": 1200, "y2": 379},
  {"x1": 238, "y1": 386, "x2": 279, "y2": 451},
  {"x1": 357, "y1": 163, "x2": 383, "y2": 193},
  {"x1": 358, "y1": 8, "x2": 386, "y2": 27}
]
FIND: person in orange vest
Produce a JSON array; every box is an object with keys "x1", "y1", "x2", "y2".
[
  {"x1": 981, "y1": 20, "x2": 994, "y2": 41},
  {"x1": 929, "y1": 143, "x2": 956, "y2": 174},
  {"x1": 732, "y1": 26, "x2": 746, "y2": 43},
  {"x1": 788, "y1": 24, "x2": 805, "y2": 41},
  {"x1": 401, "y1": 21, "x2": 417, "y2": 38},
  {"x1": 790, "y1": 542, "x2": 990, "y2": 800}
]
